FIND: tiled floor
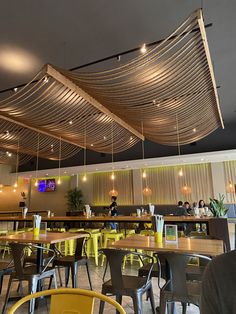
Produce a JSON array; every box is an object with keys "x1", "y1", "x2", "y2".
[{"x1": 0, "y1": 258, "x2": 200, "y2": 314}]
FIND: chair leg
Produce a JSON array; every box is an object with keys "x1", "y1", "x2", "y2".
[
  {"x1": 85, "y1": 262, "x2": 93, "y2": 290},
  {"x1": 116, "y1": 294, "x2": 122, "y2": 314},
  {"x1": 0, "y1": 274, "x2": 3, "y2": 295},
  {"x1": 71, "y1": 263, "x2": 78, "y2": 288},
  {"x1": 2, "y1": 275, "x2": 13, "y2": 314},
  {"x1": 182, "y1": 302, "x2": 187, "y2": 314},
  {"x1": 57, "y1": 267, "x2": 63, "y2": 287},
  {"x1": 132, "y1": 293, "x2": 143, "y2": 314},
  {"x1": 28, "y1": 278, "x2": 38, "y2": 314},
  {"x1": 65, "y1": 267, "x2": 70, "y2": 287},
  {"x1": 53, "y1": 271, "x2": 58, "y2": 289},
  {"x1": 159, "y1": 292, "x2": 167, "y2": 314},
  {"x1": 148, "y1": 286, "x2": 156, "y2": 314}
]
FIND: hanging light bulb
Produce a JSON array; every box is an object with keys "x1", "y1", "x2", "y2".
[
  {"x1": 82, "y1": 174, "x2": 87, "y2": 182},
  {"x1": 229, "y1": 181, "x2": 233, "y2": 189},
  {"x1": 14, "y1": 182, "x2": 18, "y2": 188},
  {"x1": 142, "y1": 171, "x2": 147, "y2": 178},
  {"x1": 0, "y1": 189, "x2": 2, "y2": 193},
  {"x1": 57, "y1": 137, "x2": 62, "y2": 185},
  {"x1": 108, "y1": 121, "x2": 118, "y2": 196},
  {"x1": 178, "y1": 168, "x2": 183, "y2": 177},
  {"x1": 13, "y1": 188, "x2": 16, "y2": 193},
  {"x1": 35, "y1": 134, "x2": 40, "y2": 186}
]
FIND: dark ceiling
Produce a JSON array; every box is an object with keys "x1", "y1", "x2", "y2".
[{"x1": 0, "y1": 1, "x2": 235, "y2": 171}]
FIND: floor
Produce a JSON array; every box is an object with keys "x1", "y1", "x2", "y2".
[{"x1": 0, "y1": 258, "x2": 199, "y2": 314}]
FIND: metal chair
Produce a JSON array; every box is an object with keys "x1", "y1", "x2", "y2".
[
  {"x1": 158, "y1": 252, "x2": 211, "y2": 314},
  {"x1": 52, "y1": 231, "x2": 92, "y2": 289},
  {"x1": 7, "y1": 288, "x2": 126, "y2": 314},
  {"x1": 99, "y1": 248, "x2": 155, "y2": 314},
  {"x1": 2, "y1": 243, "x2": 57, "y2": 314}
]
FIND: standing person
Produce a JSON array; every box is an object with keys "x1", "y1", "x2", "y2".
[{"x1": 108, "y1": 196, "x2": 118, "y2": 229}]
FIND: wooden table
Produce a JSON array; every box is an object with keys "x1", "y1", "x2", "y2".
[
  {"x1": 111, "y1": 234, "x2": 224, "y2": 257},
  {"x1": 0, "y1": 232, "x2": 87, "y2": 271},
  {"x1": 0, "y1": 214, "x2": 213, "y2": 223}
]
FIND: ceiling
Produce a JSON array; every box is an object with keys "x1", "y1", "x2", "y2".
[{"x1": 0, "y1": 0, "x2": 235, "y2": 171}]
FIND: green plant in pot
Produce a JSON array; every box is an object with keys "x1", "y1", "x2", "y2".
[
  {"x1": 209, "y1": 194, "x2": 228, "y2": 217},
  {"x1": 66, "y1": 188, "x2": 84, "y2": 212}
]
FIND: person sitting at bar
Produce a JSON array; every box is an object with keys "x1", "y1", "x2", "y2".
[
  {"x1": 201, "y1": 250, "x2": 236, "y2": 314},
  {"x1": 175, "y1": 201, "x2": 188, "y2": 216},
  {"x1": 183, "y1": 201, "x2": 192, "y2": 215}
]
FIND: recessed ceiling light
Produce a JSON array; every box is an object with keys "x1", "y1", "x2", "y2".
[
  {"x1": 91, "y1": 144, "x2": 94, "y2": 147},
  {"x1": 193, "y1": 128, "x2": 196, "y2": 132},
  {"x1": 69, "y1": 120, "x2": 73, "y2": 125},
  {"x1": 13, "y1": 87, "x2": 18, "y2": 92}
]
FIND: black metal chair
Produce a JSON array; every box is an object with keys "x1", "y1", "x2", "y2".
[
  {"x1": 99, "y1": 248, "x2": 155, "y2": 314},
  {"x1": 2, "y1": 243, "x2": 57, "y2": 314},
  {"x1": 158, "y1": 252, "x2": 211, "y2": 314},
  {"x1": 52, "y1": 231, "x2": 92, "y2": 289}
]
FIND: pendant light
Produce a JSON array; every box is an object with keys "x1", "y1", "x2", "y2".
[
  {"x1": 13, "y1": 140, "x2": 19, "y2": 192},
  {"x1": 227, "y1": 180, "x2": 235, "y2": 193},
  {"x1": 109, "y1": 120, "x2": 118, "y2": 197},
  {"x1": 176, "y1": 114, "x2": 184, "y2": 177},
  {"x1": 34, "y1": 134, "x2": 40, "y2": 187},
  {"x1": 82, "y1": 121, "x2": 87, "y2": 182},
  {"x1": 141, "y1": 121, "x2": 152, "y2": 196},
  {"x1": 57, "y1": 137, "x2": 62, "y2": 185}
]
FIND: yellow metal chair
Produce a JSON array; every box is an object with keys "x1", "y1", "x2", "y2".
[
  {"x1": 101, "y1": 232, "x2": 124, "y2": 266},
  {"x1": 85, "y1": 229, "x2": 102, "y2": 266},
  {"x1": 7, "y1": 288, "x2": 126, "y2": 314}
]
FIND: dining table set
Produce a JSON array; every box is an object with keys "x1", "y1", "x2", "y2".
[{"x1": 0, "y1": 213, "x2": 228, "y2": 313}]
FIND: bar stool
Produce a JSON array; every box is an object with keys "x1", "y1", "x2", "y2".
[
  {"x1": 84, "y1": 229, "x2": 102, "y2": 266},
  {"x1": 101, "y1": 232, "x2": 124, "y2": 266},
  {"x1": 65, "y1": 228, "x2": 84, "y2": 256}
]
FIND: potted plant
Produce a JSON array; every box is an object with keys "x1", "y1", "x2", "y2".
[
  {"x1": 66, "y1": 188, "x2": 84, "y2": 214},
  {"x1": 209, "y1": 194, "x2": 228, "y2": 217}
]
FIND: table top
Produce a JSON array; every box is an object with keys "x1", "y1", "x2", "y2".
[
  {"x1": 0, "y1": 231, "x2": 87, "y2": 244},
  {"x1": 111, "y1": 234, "x2": 224, "y2": 257},
  {"x1": 0, "y1": 215, "x2": 213, "y2": 223}
]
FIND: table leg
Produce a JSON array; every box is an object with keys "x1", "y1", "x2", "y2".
[{"x1": 36, "y1": 244, "x2": 43, "y2": 273}]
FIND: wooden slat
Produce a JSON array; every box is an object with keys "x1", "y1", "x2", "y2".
[
  {"x1": 46, "y1": 64, "x2": 144, "y2": 141},
  {"x1": 197, "y1": 9, "x2": 224, "y2": 128}
]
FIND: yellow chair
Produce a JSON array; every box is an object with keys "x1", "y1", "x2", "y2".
[
  {"x1": 7, "y1": 288, "x2": 126, "y2": 314},
  {"x1": 101, "y1": 232, "x2": 124, "y2": 266},
  {"x1": 64, "y1": 228, "x2": 85, "y2": 256},
  {"x1": 85, "y1": 229, "x2": 102, "y2": 266}
]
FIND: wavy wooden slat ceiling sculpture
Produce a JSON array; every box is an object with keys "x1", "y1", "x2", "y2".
[{"x1": 0, "y1": 9, "x2": 223, "y2": 161}]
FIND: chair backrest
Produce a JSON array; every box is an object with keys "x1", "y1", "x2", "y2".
[
  {"x1": 9, "y1": 243, "x2": 26, "y2": 276},
  {"x1": 74, "y1": 231, "x2": 91, "y2": 257},
  {"x1": 101, "y1": 248, "x2": 130, "y2": 290},
  {"x1": 7, "y1": 288, "x2": 126, "y2": 314},
  {"x1": 159, "y1": 252, "x2": 211, "y2": 297}
]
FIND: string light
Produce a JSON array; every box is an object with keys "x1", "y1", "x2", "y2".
[
  {"x1": 111, "y1": 172, "x2": 115, "y2": 180},
  {"x1": 178, "y1": 168, "x2": 183, "y2": 177},
  {"x1": 142, "y1": 171, "x2": 147, "y2": 178}
]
